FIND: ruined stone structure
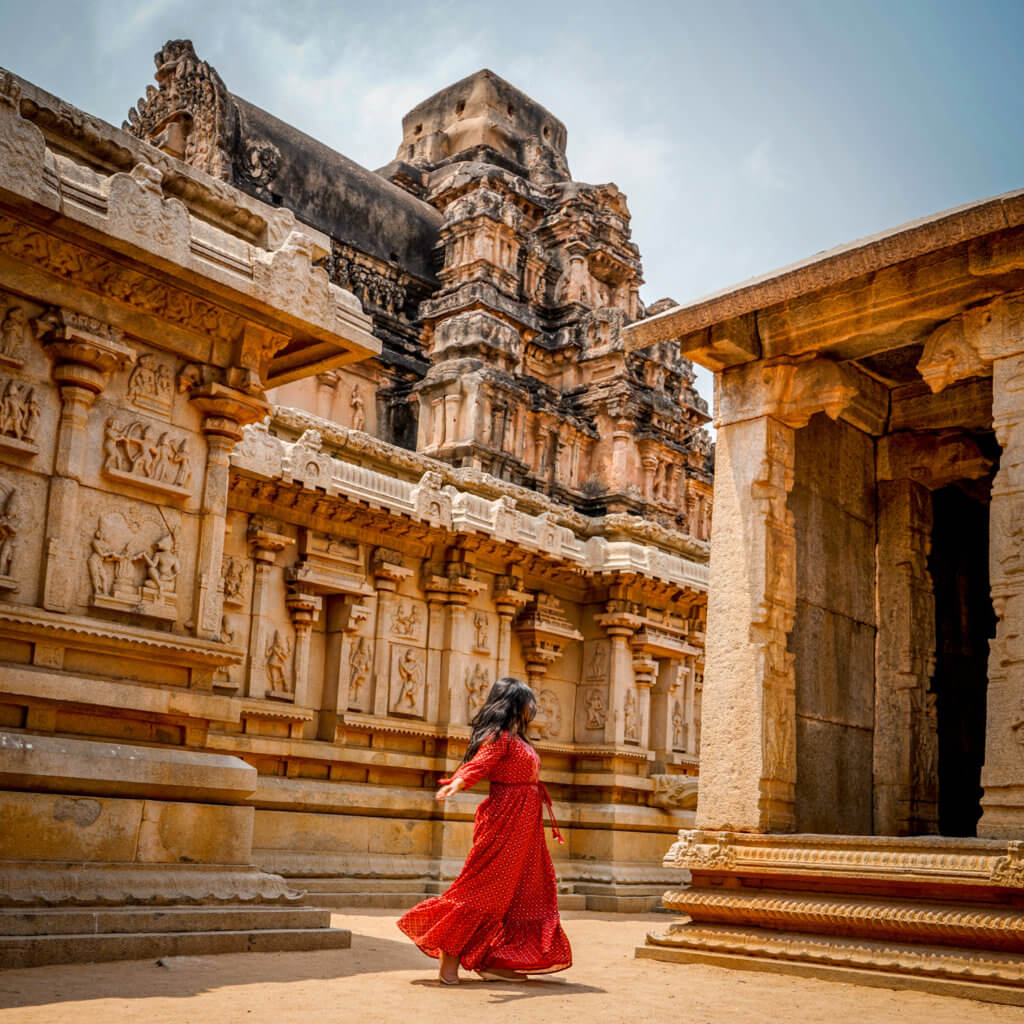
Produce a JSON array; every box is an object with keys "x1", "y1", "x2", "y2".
[
  {"x1": 0, "y1": 43, "x2": 711, "y2": 966},
  {"x1": 633, "y1": 192, "x2": 1024, "y2": 1004}
]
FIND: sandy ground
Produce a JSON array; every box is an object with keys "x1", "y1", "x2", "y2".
[{"x1": 0, "y1": 910, "x2": 1022, "y2": 1024}]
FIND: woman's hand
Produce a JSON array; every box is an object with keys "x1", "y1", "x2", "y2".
[{"x1": 435, "y1": 777, "x2": 465, "y2": 801}]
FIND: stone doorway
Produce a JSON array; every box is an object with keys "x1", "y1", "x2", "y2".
[{"x1": 929, "y1": 474, "x2": 996, "y2": 837}]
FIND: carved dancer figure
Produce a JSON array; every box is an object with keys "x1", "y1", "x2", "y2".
[
  {"x1": 349, "y1": 382, "x2": 365, "y2": 432},
  {"x1": 398, "y1": 677, "x2": 572, "y2": 984},
  {"x1": 472, "y1": 612, "x2": 489, "y2": 650},
  {"x1": 0, "y1": 306, "x2": 26, "y2": 359},
  {"x1": 624, "y1": 688, "x2": 640, "y2": 742},
  {"x1": 585, "y1": 688, "x2": 605, "y2": 729},
  {"x1": 672, "y1": 699, "x2": 686, "y2": 750},
  {"x1": 141, "y1": 534, "x2": 179, "y2": 595},
  {"x1": 0, "y1": 488, "x2": 21, "y2": 576},
  {"x1": 465, "y1": 663, "x2": 490, "y2": 717},
  {"x1": 266, "y1": 630, "x2": 292, "y2": 692},
  {"x1": 395, "y1": 648, "x2": 423, "y2": 709},
  {"x1": 348, "y1": 636, "x2": 371, "y2": 701}
]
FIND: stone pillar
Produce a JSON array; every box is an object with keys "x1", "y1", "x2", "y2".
[
  {"x1": 318, "y1": 599, "x2": 372, "y2": 741},
  {"x1": 424, "y1": 589, "x2": 447, "y2": 723},
  {"x1": 370, "y1": 548, "x2": 411, "y2": 717},
  {"x1": 631, "y1": 652, "x2": 657, "y2": 748},
  {"x1": 596, "y1": 606, "x2": 640, "y2": 746},
  {"x1": 981, "y1": 349, "x2": 1024, "y2": 838},
  {"x1": 650, "y1": 657, "x2": 682, "y2": 768},
  {"x1": 39, "y1": 311, "x2": 134, "y2": 612},
  {"x1": 494, "y1": 574, "x2": 530, "y2": 680},
  {"x1": 286, "y1": 588, "x2": 322, "y2": 707},
  {"x1": 190, "y1": 385, "x2": 269, "y2": 641},
  {"x1": 873, "y1": 477, "x2": 937, "y2": 835},
  {"x1": 695, "y1": 413, "x2": 798, "y2": 832},
  {"x1": 245, "y1": 519, "x2": 293, "y2": 700}
]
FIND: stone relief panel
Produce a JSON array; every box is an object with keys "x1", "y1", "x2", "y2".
[
  {"x1": 102, "y1": 418, "x2": 193, "y2": 498},
  {"x1": 0, "y1": 477, "x2": 22, "y2": 592},
  {"x1": 347, "y1": 634, "x2": 373, "y2": 710},
  {"x1": 471, "y1": 610, "x2": 493, "y2": 654},
  {"x1": 265, "y1": 628, "x2": 294, "y2": 696},
  {"x1": 220, "y1": 555, "x2": 250, "y2": 608},
  {"x1": 86, "y1": 508, "x2": 182, "y2": 621},
  {"x1": 0, "y1": 471, "x2": 45, "y2": 605},
  {"x1": 389, "y1": 644, "x2": 426, "y2": 718},
  {"x1": 584, "y1": 639, "x2": 609, "y2": 681},
  {"x1": 0, "y1": 376, "x2": 41, "y2": 455},
  {"x1": 0, "y1": 291, "x2": 43, "y2": 370},
  {"x1": 672, "y1": 698, "x2": 687, "y2": 751},
  {"x1": 624, "y1": 687, "x2": 642, "y2": 744},
  {"x1": 465, "y1": 661, "x2": 491, "y2": 719},
  {"x1": 528, "y1": 687, "x2": 563, "y2": 741},
  {"x1": 389, "y1": 598, "x2": 426, "y2": 643},
  {"x1": 125, "y1": 353, "x2": 175, "y2": 417}
]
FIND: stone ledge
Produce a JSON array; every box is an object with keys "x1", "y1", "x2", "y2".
[{"x1": 0, "y1": 732, "x2": 256, "y2": 802}]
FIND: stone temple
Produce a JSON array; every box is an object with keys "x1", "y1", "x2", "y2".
[
  {"x1": 1, "y1": 37, "x2": 1023, "y2": 1007},
  {"x1": 0, "y1": 41, "x2": 711, "y2": 965}
]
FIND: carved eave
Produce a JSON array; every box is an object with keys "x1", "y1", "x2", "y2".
[{"x1": 0, "y1": 68, "x2": 380, "y2": 392}]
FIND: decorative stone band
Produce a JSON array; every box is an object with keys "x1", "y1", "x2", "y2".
[
  {"x1": 232, "y1": 418, "x2": 709, "y2": 592},
  {"x1": 0, "y1": 863, "x2": 300, "y2": 907},
  {"x1": 644, "y1": 923, "x2": 1024, "y2": 985},
  {"x1": 662, "y1": 889, "x2": 1024, "y2": 952},
  {"x1": 663, "y1": 830, "x2": 1024, "y2": 889}
]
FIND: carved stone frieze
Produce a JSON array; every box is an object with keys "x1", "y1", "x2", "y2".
[
  {"x1": 103, "y1": 419, "x2": 192, "y2": 498},
  {"x1": 664, "y1": 830, "x2": 735, "y2": 870}
]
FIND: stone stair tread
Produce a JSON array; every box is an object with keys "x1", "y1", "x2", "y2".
[
  {"x1": 0, "y1": 904, "x2": 332, "y2": 936},
  {"x1": 0, "y1": 926, "x2": 352, "y2": 969}
]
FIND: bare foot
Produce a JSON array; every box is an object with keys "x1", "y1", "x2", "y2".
[
  {"x1": 475, "y1": 969, "x2": 529, "y2": 982},
  {"x1": 439, "y1": 951, "x2": 460, "y2": 985}
]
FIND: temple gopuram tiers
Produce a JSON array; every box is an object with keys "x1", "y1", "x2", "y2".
[{"x1": 0, "y1": 41, "x2": 711, "y2": 965}]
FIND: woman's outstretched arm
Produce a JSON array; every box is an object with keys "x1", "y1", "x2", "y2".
[{"x1": 436, "y1": 732, "x2": 510, "y2": 799}]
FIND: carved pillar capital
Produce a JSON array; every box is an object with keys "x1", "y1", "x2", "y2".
[{"x1": 38, "y1": 308, "x2": 134, "y2": 395}]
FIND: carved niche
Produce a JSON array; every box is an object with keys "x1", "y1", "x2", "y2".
[
  {"x1": 389, "y1": 645, "x2": 426, "y2": 717},
  {"x1": 528, "y1": 689, "x2": 562, "y2": 740},
  {"x1": 103, "y1": 419, "x2": 192, "y2": 498},
  {"x1": 0, "y1": 376, "x2": 41, "y2": 456},
  {"x1": 87, "y1": 510, "x2": 180, "y2": 620},
  {"x1": 126, "y1": 353, "x2": 174, "y2": 416}
]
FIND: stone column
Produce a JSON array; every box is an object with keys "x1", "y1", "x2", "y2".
[
  {"x1": 873, "y1": 476, "x2": 936, "y2": 836},
  {"x1": 39, "y1": 311, "x2": 134, "y2": 612},
  {"x1": 286, "y1": 588, "x2": 322, "y2": 706},
  {"x1": 596, "y1": 606, "x2": 640, "y2": 746},
  {"x1": 650, "y1": 657, "x2": 682, "y2": 769},
  {"x1": 631, "y1": 652, "x2": 657, "y2": 747},
  {"x1": 424, "y1": 588, "x2": 447, "y2": 723},
  {"x1": 245, "y1": 519, "x2": 293, "y2": 700},
  {"x1": 982, "y1": 348, "x2": 1024, "y2": 838},
  {"x1": 318, "y1": 599, "x2": 372, "y2": 741},
  {"x1": 370, "y1": 548, "x2": 411, "y2": 717},
  {"x1": 494, "y1": 574, "x2": 530, "y2": 680},
  {"x1": 436, "y1": 562, "x2": 486, "y2": 725},
  {"x1": 190, "y1": 385, "x2": 269, "y2": 642}
]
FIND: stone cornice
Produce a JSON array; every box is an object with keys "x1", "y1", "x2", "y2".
[{"x1": 231, "y1": 412, "x2": 710, "y2": 593}]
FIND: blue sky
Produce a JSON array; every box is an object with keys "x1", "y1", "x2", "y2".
[{"x1": 2, "y1": 0, "x2": 1022, "y2": 410}]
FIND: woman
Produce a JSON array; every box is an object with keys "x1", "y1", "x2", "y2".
[{"x1": 397, "y1": 677, "x2": 572, "y2": 985}]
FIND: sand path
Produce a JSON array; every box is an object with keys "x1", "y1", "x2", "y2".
[{"x1": 0, "y1": 910, "x2": 1021, "y2": 1024}]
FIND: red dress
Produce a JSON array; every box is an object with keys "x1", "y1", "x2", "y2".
[{"x1": 397, "y1": 731, "x2": 572, "y2": 974}]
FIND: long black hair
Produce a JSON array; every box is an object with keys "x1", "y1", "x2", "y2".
[{"x1": 463, "y1": 676, "x2": 537, "y2": 763}]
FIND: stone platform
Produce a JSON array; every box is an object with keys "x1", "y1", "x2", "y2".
[{"x1": 638, "y1": 831, "x2": 1024, "y2": 1006}]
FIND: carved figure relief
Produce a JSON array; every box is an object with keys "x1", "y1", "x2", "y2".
[
  {"x1": 0, "y1": 304, "x2": 28, "y2": 365},
  {"x1": 624, "y1": 688, "x2": 641, "y2": 743},
  {"x1": 390, "y1": 601, "x2": 422, "y2": 639},
  {"x1": 587, "y1": 641, "x2": 608, "y2": 679},
  {"x1": 220, "y1": 556, "x2": 249, "y2": 606},
  {"x1": 584, "y1": 687, "x2": 606, "y2": 730},
  {"x1": 88, "y1": 511, "x2": 179, "y2": 620},
  {"x1": 349, "y1": 382, "x2": 366, "y2": 431},
  {"x1": 348, "y1": 636, "x2": 372, "y2": 705},
  {"x1": 465, "y1": 663, "x2": 491, "y2": 718},
  {"x1": 126, "y1": 353, "x2": 174, "y2": 414},
  {"x1": 472, "y1": 612, "x2": 490, "y2": 652},
  {"x1": 103, "y1": 419, "x2": 192, "y2": 496},
  {"x1": 0, "y1": 378, "x2": 40, "y2": 450},
  {"x1": 672, "y1": 699, "x2": 687, "y2": 750},
  {"x1": 529, "y1": 689, "x2": 562, "y2": 740},
  {"x1": 390, "y1": 646, "x2": 425, "y2": 717},
  {"x1": 0, "y1": 482, "x2": 21, "y2": 589},
  {"x1": 265, "y1": 630, "x2": 293, "y2": 694}
]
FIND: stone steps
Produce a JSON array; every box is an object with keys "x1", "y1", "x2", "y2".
[
  {"x1": 0, "y1": 905, "x2": 351, "y2": 969},
  {"x1": 296, "y1": 889, "x2": 590, "y2": 912}
]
